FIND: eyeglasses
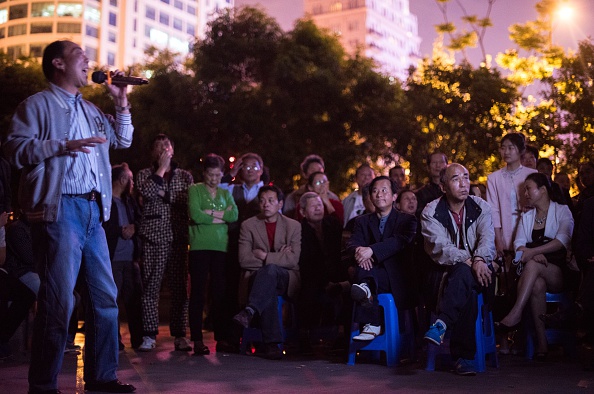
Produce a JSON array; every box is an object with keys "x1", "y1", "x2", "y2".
[
  {"x1": 313, "y1": 179, "x2": 328, "y2": 186},
  {"x1": 243, "y1": 165, "x2": 260, "y2": 171}
]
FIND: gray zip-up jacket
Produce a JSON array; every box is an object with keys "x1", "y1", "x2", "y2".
[
  {"x1": 3, "y1": 84, "x2": 133, "y2": 222},
  {"x1": 421, "y1": 195, "x2": 495, "y2": 266}
]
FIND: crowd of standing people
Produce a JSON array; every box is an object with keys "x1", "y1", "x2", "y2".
[{"x1": 1, "y1": 41, "x2": 594, "y2": 393}]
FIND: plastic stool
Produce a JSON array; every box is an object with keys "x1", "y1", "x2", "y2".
[
  {"x1": 525, "y1": 292, "x2": 576, "y2": 359},
  {"x1": 239, "y1": 296, "x2": 289, "y2": 355},
  {"x1": 426, "y1": 293, "x2": 498, "y2": 372},
  {"x1": 347, "y1": 293, "x2": 401, "y2": 367}
]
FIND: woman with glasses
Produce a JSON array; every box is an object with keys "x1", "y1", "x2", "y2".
[
  {"x1": 496, "y1": 173, "x2": 573, "y2": 361},
  {"x1": 187, "y1": 154, "x2": 238, "y2": 355},
  {"x1": 295, "y1": 171, "x2": 344, "y2": 224}
]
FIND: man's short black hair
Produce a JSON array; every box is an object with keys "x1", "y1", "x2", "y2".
[
  {"x1": 257, "y1": 184, "x2": 284, "y2": 203},
  {"x1": 426, "y1": 152, "x2": 448, "y2": 167},
  {"x1": 524, "y1": 145, "x2": 539, "y2": 159},
  {"x1": 369, "y1": 176, "x2": 398, "y2": 195},
  {"x1": 42, "y1": 40, "x2": 68, "y2": 81},
  {"x1": 112, "y1": 162, "x2": 130, "y2": 182},
  {"x1": 151, "y1": 134, "x2": 173, "y2": 149}
]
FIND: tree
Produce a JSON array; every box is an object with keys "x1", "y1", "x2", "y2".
[{"x1": 406, "y1": 45, "x2": 518, "y2": 184}]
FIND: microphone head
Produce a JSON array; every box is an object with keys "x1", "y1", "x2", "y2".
[{"x1": 91, "y1": 71, "x2": 107, "y2": 84}]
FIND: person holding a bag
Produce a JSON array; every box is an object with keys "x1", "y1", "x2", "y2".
[{"x1": 497, "y1": 173, "x2": 574, "y2": 360}]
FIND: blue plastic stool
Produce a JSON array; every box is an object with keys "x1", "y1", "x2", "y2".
[
  {"x1": 426, "y1": 293, "x2": 498, "y2": 372},
  {"x1": 347, "y1": 293, "x2": 401, "y2": 367},
  {"x1": 525, "y1": 292, "x2": 576, "y2": 359},
  {"x1": 239, "y1": 296, "x2": 290, "y2": 355}
]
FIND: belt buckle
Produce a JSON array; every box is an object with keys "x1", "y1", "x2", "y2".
[{"x1": 89, "y1": 191, "x2": 97, "y2": 201}]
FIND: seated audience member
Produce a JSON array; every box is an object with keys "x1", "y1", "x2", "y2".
[
  {"x1": 297, "y1": 192, "x2": 348, "y2": 350},
  {"x1": 233, "y1": 186, "x2": 301, "y2": 360},
  {"x1": 295, "y1": 172, "x2": 344, "y2": 224},
  {"x1": 343, "y1": 164, "x2": 376, "y2": 227},
  {"x1": 284, "y1": 155, "x2": 338, "y2": 219},
  {"x1": 395, "y1": 189, "x2": 417, "y2": 216},
  {"x1": 497, "y1": 173, "x2": 573, "y2": 360},
  {"x1": 422, "y1": 164, "x2": 496, "y2": 376},
  {"x1": 187, "y1": 154, "x2": 238, "y2": 356},
  {"x1": 389, "y1": 165, "x2": 408, "y2": 195},
  {"x1": 521, "y1": 145, "x2": 539, "y2": 169},
  {"x1": 348, "y1": 176, "x2": 416, "y2": 341},
  {"x1": 1, "y1": 213, "x2": 37, "y2": 359},
  {"x1": 103, "y1": 163, "x2": 144, "y2": 350}
]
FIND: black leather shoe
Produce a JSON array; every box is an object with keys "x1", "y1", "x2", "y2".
[
  {"x1": 84, "y1": 379, "x2": 136, "y2": 393},
  {"x1": 494, "y1": 321, "x2": 521, "y2": 335},
  {"x1": 255, "y1": 343, "x2": 283, "y2": 360},
  {"x1": 232, "y1": 308, "x2": 254, "y2": 329}
]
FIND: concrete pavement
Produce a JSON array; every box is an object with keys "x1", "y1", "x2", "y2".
[{"x1": 2, "y1": 322, "x2": 593, "y2": 394}]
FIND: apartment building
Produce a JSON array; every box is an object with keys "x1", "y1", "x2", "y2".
[{"x1": 0, "y1": 0, "x2": 232, "y2": 68}]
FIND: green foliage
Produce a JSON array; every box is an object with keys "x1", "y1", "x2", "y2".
[
  {"x1": 406, "y1": 52, "x2": 519, "y2": 184},
  {"x1": 0, "y1": 54, "x2": 47, "y2": 137}
]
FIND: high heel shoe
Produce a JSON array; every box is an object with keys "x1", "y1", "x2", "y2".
[{"x1": 495, "y1": 321, "x2": 521, "y2": 334}]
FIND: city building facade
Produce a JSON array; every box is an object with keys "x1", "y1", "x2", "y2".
[
  {"x1": 235, "y1": 0, "x2": 421, "y2": 80},
  {"x1": 0, "y1": 0, "x2": 232, "y2": 69}
]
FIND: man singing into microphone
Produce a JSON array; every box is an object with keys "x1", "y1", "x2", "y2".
[{"x1": 4, "y1": 40, "x2": 136, "y2": 394}]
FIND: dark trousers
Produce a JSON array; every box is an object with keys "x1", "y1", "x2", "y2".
[
  {"x1": 437, "y1": 263, "x2": 495, "y2": 360},
  {"x1": 111, "y1": 260, "x2": 143, "y2": 348},
  {"x1": 188, "y1": 250, "x2": 226, "y2": 342},
  {"x1": 354, "y1": 265, "x2": 391, "y2": 326},
  {"x1": 247, "y1": 264, "x2": 289, "y2": 344},
  {"x1": 298, "y1": 287, "x2": 342, "y2": 329},
  {"x1": 0, "y1": 270, "x2": 36, "y2": 343},
  {"x1": 579, "y1": 264, "x2": 594, "y2": 341}
]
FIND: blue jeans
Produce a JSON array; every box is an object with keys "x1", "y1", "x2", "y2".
[{"x1": 29, "y1": 196, "x2": 119, "y2": 392}]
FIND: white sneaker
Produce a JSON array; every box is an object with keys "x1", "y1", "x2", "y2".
[
  {"x1": 174, "y1": 337, "x2": 192, "y2": 351},
  {"x1": 353, "y1": 324, "x2": 381, "y2": 341},
  {"x1": 351, "y1": 283, "x2": 372, "y2": 306},
  {"x1": 138, "y1": 336, "x2": 156, "y2": 352}
]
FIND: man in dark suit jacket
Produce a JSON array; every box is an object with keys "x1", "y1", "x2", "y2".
[
  {"x1": 297, "y1": 192, "x2": 348, "y2": 348},
  {"x1": 348, "y1": 176, "x2": 417, "y2": 341},
  {"x1": 233, "y1": 185, "x2": 301, "y2": 360},
  {"x1": 103, "y1": 163, "x2": 143, "y2": 350}
]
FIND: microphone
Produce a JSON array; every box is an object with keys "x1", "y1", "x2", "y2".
[{"x1": 91, "y1": 71, "x2": 149, "y2": 86}]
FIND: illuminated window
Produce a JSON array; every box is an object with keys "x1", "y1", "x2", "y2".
[
  {"x1": 57, "y1": 22, "x2": 81, "y2": 33},
  {"x1": 8, "y1": 24, "x2": 27, "y2": 36},
  {"x1": 84, "y1": 6, "x2": 100, "y2": 23},
  {"x1": 57, "y1": 3, "x2": 83, "y2": 18},
  {"x1": 7, "y1": 45, "x2": 27, "y2": 60},
  {"x1": 330, "y1": 2, "x2": 342, "y2": 12},
  {"x1": 30, "y1": 22, "x2": 53, "y2": 33},
  {"x1": 0, "y1": 9, "x2": 7, "y2": 24},
  {"x1": 0, "y1": 27, "x2": 4, "y2": 39},
  {"x1": 9, "y1": 4, "x2": 28, "y2": 20},
  {"x1": 30, "y1": 44, "x2": 46, "y2": 57},
  {"x1": 169, "y1": 36, "x2": 188, "y2": 53},
  {"x1": 31, "y1": 2, "x2": 55, "y2": 17}
]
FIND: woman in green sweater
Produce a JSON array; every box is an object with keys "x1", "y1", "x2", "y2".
[{"x1": 188, "y1": 154, "x2": 238, "y2": 355}]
